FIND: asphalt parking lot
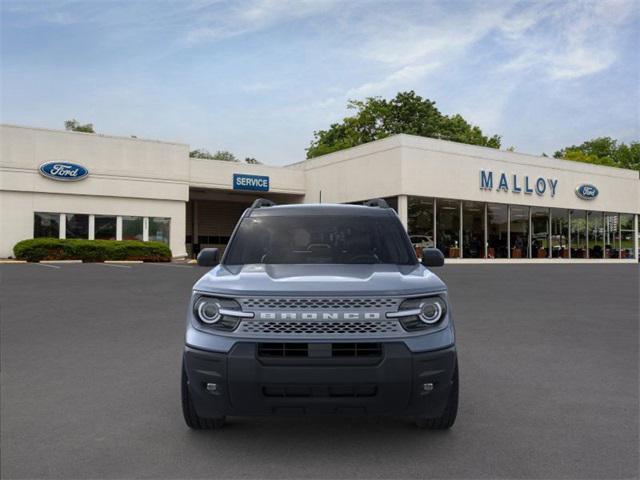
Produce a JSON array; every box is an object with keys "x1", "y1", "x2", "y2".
[{"x1": 1, "y1": 263, "x2": 638, "y2": 479}]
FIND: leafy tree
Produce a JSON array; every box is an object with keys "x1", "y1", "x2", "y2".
[
  {"x1": 64, "y1": 119, "x2": 94, "y2": 133},
  {"x1": 189, "y1": 149, "x2": 239, "y2": 162},
  {"x1": 554, "y1": 137, "x2": 640, "y2": 171},
  {"x1": 306, "y1": 91, "x2": 501, "y2": 158},
  {"x1": 244, "y1": 157, "x2": 262, "y2": 164}
]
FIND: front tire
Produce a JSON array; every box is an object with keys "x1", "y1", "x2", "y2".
[
  {"x1": 415, "y1": 361, "x2": 458, "y2": 430},
  {"x1": 181, "y1": 360, "x2": 225, "y2": 430}
]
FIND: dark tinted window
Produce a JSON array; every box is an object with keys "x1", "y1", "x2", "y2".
[
  {"x1": 95, "y1": 215, "x2": 116, "y2": 240},
  {"x1": 66, "y1": 214, "x2": 89, "y2": 239},
  {"x1": 224, "y1": 215, "x2": 416, "y2": 265},
  {"x1": 34, "y1": 212, "x2": 59, "y2": 238}
]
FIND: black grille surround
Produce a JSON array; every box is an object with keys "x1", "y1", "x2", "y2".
[{"x1": 257, "y1": 342, "x2": 383, "y2": 358}]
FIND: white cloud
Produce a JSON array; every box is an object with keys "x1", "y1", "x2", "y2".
[{"x1": 347, "y1": 63, "x2": 440, "y2": 97}]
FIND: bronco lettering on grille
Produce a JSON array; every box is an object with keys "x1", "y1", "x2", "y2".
[{"x1": 258, "y1": 312, "x2": 381, "y2": 320}]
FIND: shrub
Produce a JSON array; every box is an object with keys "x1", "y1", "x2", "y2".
[{"x1": 13, "y1": 238, "x2": 172, "y2": 262}]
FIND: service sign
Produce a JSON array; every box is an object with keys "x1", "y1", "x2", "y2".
[
  {"x1": 233, "y1": 173, "x2": 269, "y2": 192},
  {"x1": 575, "y1": 184, "x2": 598, "y2": 200},
  {"x1": 39, "y1": 161, "x2": 89, "y2": 182}
]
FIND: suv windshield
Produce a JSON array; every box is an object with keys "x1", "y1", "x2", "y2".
[{"x1": 223, "y1": 214, "x2": 417, "y2": 265}]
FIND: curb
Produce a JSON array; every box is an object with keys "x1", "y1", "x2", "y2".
[{"x1": 0, "y1": 260, "x2": 27, "y2": 264}]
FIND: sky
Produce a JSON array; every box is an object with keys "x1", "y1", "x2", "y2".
[{"x1": 1, "y1": 0, "x2": 639, "y2": 165}]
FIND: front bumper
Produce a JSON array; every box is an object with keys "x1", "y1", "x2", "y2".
[{"x1": 184, "y1": 342, "x2": 456, "y2": 418}]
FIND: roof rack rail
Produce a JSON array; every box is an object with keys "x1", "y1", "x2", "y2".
[
  {"x1": 250, "y1": 198, "x2": 276, "y2": 209},
  {"x1": 363, "y1": 198, "x2": 390, "y2": 209}
]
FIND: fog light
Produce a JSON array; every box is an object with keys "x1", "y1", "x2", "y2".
[
  {"x1": 206, "y1": 383, "x2": 218, "y2": 392},
  {"x1": 422, "y1": 383, "x2": 434, "y2": 392}
]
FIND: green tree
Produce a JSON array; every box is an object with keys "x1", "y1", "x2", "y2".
[
  {"x1": 244, "y1": 157, "x2": 262, "y2": 164},
  {"x1": 189, "y1": 149, "x2": 239, "y2": 162},
  {"x1": 306, "y1": 91, "x2": 501, "y2": 158},
  {"x1": 64, "y1": 119, "x2": 94, "y2": 133},
  {"x1": 554, "y1": 137, "x2": 640, "y2": 171}
]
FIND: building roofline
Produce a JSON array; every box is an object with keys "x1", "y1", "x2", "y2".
[
  {"x1": 290, "y1": 133, "x2": 639, "y2": 179},
  {"x1": 0, "y1": 123, "x2": 189, "y2": 147}
]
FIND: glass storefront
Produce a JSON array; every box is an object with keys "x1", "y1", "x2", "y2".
[
  {"x1": 571, "y1": 210, "x2": 587, "y2": 258},
  {"x1": 122, "y1": 216, "x2": 143, "y2": 241},
  {"x1": 588, "y1": 211, "x2": 604, "y2": 258},
  {"x1": 407, "y1": 197, "x2": 434, "y2": 258},
  {"x1": 149, "y1": 217, "x2": 170, "y2": 244},
  {"x1": 487, "y1": 203, "x2": 508, "y2": 258},
  {"x1": 65, "y1": 214, "x2": 89, "y2": 239},
  {"x1": 34, "y1": 212, "x2": 59, "y2": 238},
  {"x1": 551, "y1": 209, "x2": 569, "y2": 258},
  {"x1": 436, "y1": 199, "x2": 460, "y2": 258},
  {"x1": 462, "y1": 201, "x2": 484, "y2": 258},
  {"x1": 510, "y1": 206, "x2": 529, "y2": 259},
  {"x1": 531, "y1": 207, "x2": 550, "y2": 259},
  {"x1": 603, "y1": 213, "x2": 619, "y2": 258},
  {"x1": 406, "y1": 195, "x2": 637, "y2": 261},
  {"x1": 620, "y1": 214, "x2": 636, "y2": 259},
  {"x1": 95, "y1": 215, "x2": 117, "y2": 240}
]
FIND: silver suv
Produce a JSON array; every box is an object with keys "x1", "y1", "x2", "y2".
[{"x1": 182, "y1": 199, "x2": 458, "y2": 429}]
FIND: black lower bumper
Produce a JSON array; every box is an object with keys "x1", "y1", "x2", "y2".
[{"x1": 184, "y1": 342, "x2": 456, "y2": 418}]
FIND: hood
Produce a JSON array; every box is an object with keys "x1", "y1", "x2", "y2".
[{"x1": 193, "y1": 263, "x2": 446, "y2": 297}]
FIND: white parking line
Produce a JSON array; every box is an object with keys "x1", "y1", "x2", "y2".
[
  {"x1": 148, "y1": 263, "x2": 193, "y2": 268},
  {"x1": 96, "y1": 263, "x2": 131, "y2": 269},
  {"x1": 35, "y1": 263, "x2": 61, "y2": 269}
]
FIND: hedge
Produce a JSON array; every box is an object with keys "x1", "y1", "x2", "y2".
[{"x1": 13, "y1": 238, "x2": 172, "y2": 262}]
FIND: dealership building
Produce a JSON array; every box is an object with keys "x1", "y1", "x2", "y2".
[{"x1": 1, "y1": 124, "x2": 638, "y2": 262}]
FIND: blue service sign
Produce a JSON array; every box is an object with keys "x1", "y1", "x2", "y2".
[
  {"x1": 575, "y1": 184, "x2": 598, "y2": 200},
  {"x1": 39, "y1": 161, "x2": 89, "y2": 182},
  {"x1": 233, "y1": 173, "x2": 269, "y2": 192}
]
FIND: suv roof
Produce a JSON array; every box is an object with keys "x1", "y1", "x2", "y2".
[{"x1": 248, "y1": 203, "x2": 395, "y2": 217}]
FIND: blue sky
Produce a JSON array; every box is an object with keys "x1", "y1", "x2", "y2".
[{"x1": 2, "y1": 0, "x2": 639, "y2": 165}]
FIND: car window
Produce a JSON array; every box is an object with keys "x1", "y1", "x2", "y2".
[{"x1": 223, "y1": 215, "x2": 417, "y2": 265}]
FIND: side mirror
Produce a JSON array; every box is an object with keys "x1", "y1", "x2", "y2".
[
  {"x1": 421, "y1": 248, "x2": 445, "y2": 267},
  {"x1": 197, "y1": 248, "x2": 220, "y2": 267}
]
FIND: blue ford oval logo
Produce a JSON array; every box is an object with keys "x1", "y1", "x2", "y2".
[
  {"x1": 39, "y1": 161, "x2": 89, "y2": 182},
  {"x1": 575, "y1": 184, "x2": 598, "y2": 200}
]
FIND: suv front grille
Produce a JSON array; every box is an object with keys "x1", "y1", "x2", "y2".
[
  {"x1": 240, "y1": 320, "x2": 401, "y2": 336},
  {"x1": 239, "y1": 297, "x2": 401, "y2": 310}
]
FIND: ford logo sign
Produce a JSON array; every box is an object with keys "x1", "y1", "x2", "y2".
[
  {"x1": 575, "y1": 184, "x2": 598, "y2": 200},
  {"x1": 39, "y1": 161, "x2": 89, "y2": 182}
]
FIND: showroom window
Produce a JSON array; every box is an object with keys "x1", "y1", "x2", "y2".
[
  {"x1": 510, "y1": 206, "x2": 530, "y2": 259},
  {"x1": 487, "y1": 203, "x2": 508, "y2": 259},
  {"x1": 407, "y1": 196, "x2": 434, "y2": 255},
  {"x1": 34, "y1": 212, "x2": 60, "y2": 238},
  {"x1": 122, "y1": 216, "x2": 143, "y2": 241},
  {"x1": 588, "y1": 211, "x2": 604, "y2": 258},
  {"x1": 603, "y1": 213, "x2": 620, "y2": 259},
  {"x1": 436, "y1": 199, "x2": 460, "y2": 258},
  {"x1": 462, "y1": 201, "x2": 484, "y2": 259},
  {"x1": 95, "y1": 215, "x2": 117, "y2": 240},
  {"x1": 571, "y1": 210, "x2": 587, "y2": 258},
  {"x1": 620, "y1": 214, "x2": 635, "y2": 259},
  {"x1": 551, "y1": 209, "x2": 570, "y2": 258},
  {"x1": 149, "y1": 217, "x2": 170, "y2": 244},
  {"x1": 531, "y1": 207, "x2": 550, "y2": 258},
  {"x1": 65, "y1": 214, "x2": 89, "y2": 239}
]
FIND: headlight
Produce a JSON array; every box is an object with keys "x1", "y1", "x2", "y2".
[
  {"x1": 387, "y1": 296, "x2": 447, "y2": 331},
  {"x1": 193, "y1": 296, "x2": 252, "y2": 331},
  {"x1": 418, "y1": 298, "x2": 444, "y2": 324},
  {"x1": 195, "y1": 298, "x2": 222, "y2": 324}
]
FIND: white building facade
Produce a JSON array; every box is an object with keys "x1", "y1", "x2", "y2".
[{"x1": 1, "y1": 124, "x2": 638, "y2": 262}]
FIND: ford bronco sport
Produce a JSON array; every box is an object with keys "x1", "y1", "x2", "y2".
[{"x1": 182, "y1": 199, "x2": 458, "y2": 429}]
